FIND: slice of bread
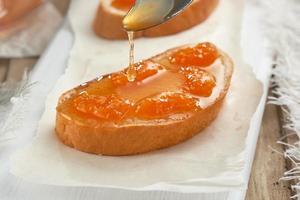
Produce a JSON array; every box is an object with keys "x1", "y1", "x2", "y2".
[
  {"x1": 93, "y1": 0, "x2": 219, "y2": 40},
  {"x1": 55, "y1": 44, "x2": 233, "y2": 156},
  {"x1": 0, "y1": 0, "x2": 43, "y2": 28}
]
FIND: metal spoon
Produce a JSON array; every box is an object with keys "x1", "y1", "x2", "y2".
[{"x1": 123, "y1": 0, "x2": 193, "y2": 32}]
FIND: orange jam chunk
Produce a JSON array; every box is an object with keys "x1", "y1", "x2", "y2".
[
  {"x1": 111, "y1": 0, "x2": 135, "y2": 11},
  {"x1": 169, "y1": 42, "x2": 219, "y2": 67},
  {"x1": 110, "y1": 61, "x2": 164, "y2": 87},
  {"x1": 73, "y1": 93, "x2": 133, "y2": 121},
  {"x1": 135, "y1": 93, "x2": 199, "y2": 119},
  {"x1": 180, "y1": 67, "x2": 216, "y2": 97}
]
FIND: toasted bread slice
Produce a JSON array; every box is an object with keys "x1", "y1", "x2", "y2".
[
  {"x1": 93, "y1": 0, "x2": 219, "y2": 40},
  {"x1": 55, "y1": 44, "x2": 233, "y2": 156},
  {"x1": 0, "y1": 0, "x2": 43, "y2": 28}
]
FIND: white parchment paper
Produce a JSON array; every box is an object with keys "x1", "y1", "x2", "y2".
[{"x1": 11, "y1": 0, "x2": 263, "y2": 192}]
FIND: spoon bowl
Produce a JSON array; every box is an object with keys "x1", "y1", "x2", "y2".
[{"x1": 123, "y1": 0, "x2": 193, "y2": 32}]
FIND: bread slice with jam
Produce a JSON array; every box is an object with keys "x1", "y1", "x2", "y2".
[
  {"x1": 93, "y1": 0, "x2": 219, "y2": 39},
  {"x1": 55, "y1": 42, "x2": 233, "y2": 156}
]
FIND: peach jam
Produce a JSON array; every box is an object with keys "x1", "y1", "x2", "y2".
[
  {"x1": 169, "y1": 42, "x2": 218, "y2": 67},
  {"x1": 58, "y1": 43, "x2": 220, "y2": 122},
  {"x1": 111, "y1": 0, "x2": 135, "y2": 11}
]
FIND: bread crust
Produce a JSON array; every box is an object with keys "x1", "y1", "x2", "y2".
[
  {"x1": 93, "y1": 0, "x2": 219, "y2": 40},
  {"x1": 55, "y1": 49, "x2": 233, "y2": 156}
]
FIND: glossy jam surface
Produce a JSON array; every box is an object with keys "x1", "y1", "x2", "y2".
[
  {"x1": 59, "y1": 43, "x2": 220, "y2": 123},
  {"x1": 180, "y1": 66, "x2": 216, "y2": 97},
  {"x1": 73, "y1": 93, "x2": 134, "y2": 121},
  {"x1": 135, "y1": 93, "x2": 199, "y2": 120},
  {"x1": 169, "y1": 42, "x2": 218, "y2": 67},
  {"x1": 111, "y1": 0, "x2": 135, "y2": 11},
  {"x1": 111, "y1": 61, "x2": 164, "y2": 87}
]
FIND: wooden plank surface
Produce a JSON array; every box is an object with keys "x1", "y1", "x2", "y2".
[
  {"x1": 0, "y1": 0, "x2": 292, "y2": 199},
  {"x1": 50, "y1": 0, "x2": 70, "y2": 15},
  {"x1": 6, "y1": 58, "x2": 37, "y2": 81},
  {"x1": 245, "y1": 104, "x2": 291, "y2": 200},
  {"x1": 278, "y1": 105, "x2": 299, "y2": 198},
  {"x1": 0, "y1": 59, "x2": 8, "y2": 82}
]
